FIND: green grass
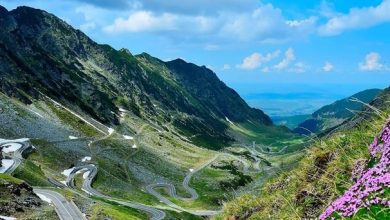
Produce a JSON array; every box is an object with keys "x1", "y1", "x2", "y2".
[
  {"x1": 229, "y1": 121, "x2": 305, "y2": 152},
  {"x1": 272, "y1": 114, "x2": 312, "y2": 129},
  {"x1": 352, "y1": 204, "x2": 390, "y2": 219},
  {"x1": 47, "y1": 101, "x2": 99, "y2": 136},
  {"x1": 173, "y1": 167, "x2": 233, "y2": 210},
  {"x1": 13, "y1": 160, "x2": 51, "y2": 186},
  {"x1": 216, "y1": 108, "x2": 390, "y2": 219},
  {"x1": 29, "y1": 139, "x2": 81, "y2": 171},
  {"x1": 89, "y1": 199, "x2": 146, "y2": 220},
  {"x1": 0, "y1": 173, "x2": 24, "y2": 184},
  {"x1": 163, "y1": 210, "x2": 204, "y2": 220}
]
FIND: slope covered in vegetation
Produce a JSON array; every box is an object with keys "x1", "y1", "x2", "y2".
[
  {"x1": 294, "y1": 89, "x2": 382, "y2": 135},
  {"x1": 217, "y1": 88, "x2": 390, "y2": 219},
  {"x1": 0, "y1": 5, "x2": 276, "y2": 150}
]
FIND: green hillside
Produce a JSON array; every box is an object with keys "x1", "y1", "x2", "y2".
[
  {"x1": 0, "y1": 5, "x2": 302, "y2": 219},
  {"x1": 294, "y1": 89, "x2": 382, "y2": 135},
  {"x1": 217, "y1": 87, "x2": 390, "y2": 219},
  {"x1": 0, "y1": 5, "x2": 277, "y2": 150}
]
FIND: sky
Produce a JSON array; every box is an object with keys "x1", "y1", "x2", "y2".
[{"x1": 1, "y1": 0, "x2": 390, "y2": 115}]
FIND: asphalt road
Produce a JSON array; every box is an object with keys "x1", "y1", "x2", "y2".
[
  {"x1": 0, "y1": 138, "x2": 86, "y2": 220},
  {"x1": 145, "y1": 151, "x2": 264, "y2": 216},
  {"x1": 33, "y1": 188, "x2": 87, "y2": 220},
  {"x1": 1, "y1": 141, "x2": 30, "y2": 174},
  {"x1": 244, "y1": 146, "x2": 262, "y2": 171},
  {"x1": 67, "y1": 164, "x2": 166, "y2": 220},
  {"x1": 145, "y1": 154, "x2": 226, "y2": 216},
  {"x1": 0, "y1": 137, "x2": 257, "y2": 219}
]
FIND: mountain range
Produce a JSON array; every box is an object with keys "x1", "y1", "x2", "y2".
[
  {"x1": 293, "y1": 89, "x2": 382, "y2": 135},
  {"x1": 0, "y1": 5, "x2": 298, "y2": 220},
  {"x1": 0, "y1": 5, "x2": 388, "y2": 220},
  {"x1": 0, "y1": 6, "x2": 277, "y2": 150}
]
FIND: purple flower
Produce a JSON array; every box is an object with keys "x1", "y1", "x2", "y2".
[{"x1": 320, "y1": 119, "x2": 390, "y2": 219}]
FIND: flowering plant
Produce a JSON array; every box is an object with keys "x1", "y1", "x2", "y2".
[{"x1": 320, "y1": 120, "x2": 390, "y2": 219}]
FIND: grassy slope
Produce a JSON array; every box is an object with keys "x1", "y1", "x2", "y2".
[
  {"x1": 216, "y1": 91, "x2": 390, "y2": 219},
  {"x1": 272, "y1": 114, "x2": 312, "y2": 129},
  {"x1": 294, "y1": 89, "x2": 382, "y2": 135},
  {"x1": 228, "y1": 121, "x2": 305, "y2": 153},
  {"x1": 0, "y1": 82, "x2": 306, "y2": 219},
  {"x1": 0, "y1": 94, "x2": 225, "y2": 217}
]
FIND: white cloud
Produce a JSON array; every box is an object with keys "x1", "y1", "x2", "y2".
[
  {"x1": 318, "y1": 1, "x2": 339, "y2": 18},
  {"x1": 133, "y1": 0, "x2": 258, "y2": 15},
  {"x1": 359, "y1": 52, "x2": 386, "y2": 71},
  {"x1": 274, "y1": 48, "x2": 295, "y2": 70},
  {"x1": 319, "y1": 0, "x2": 390, "y2": 36},
  {"x1": 104, "y1": 11, "x2": 178, "y2": 33},
  {"x1": 103, "y1": 4, "x2": 316, "y2": 43},
  {"x1": 261, "y1": 66, "x2": 270, "y2": 73},
  {"x1": 222, "y1": 64, "x2": 231, "y2": 70},
  {"x1": 75, "y1": 5, "x2": 106, "y2": 31},
  {"x1": 237, "y1": 53, "x2": 262, "y2": 70},
  {"x1": 291, "y1": 62, "x2": 306, "y2": 73},
  {"x1": 323, "y1": 62, "x2": 334, "y2": 72},
  {"x1": 80, "y1": 22, "x2": 96, "y2": 31},
  {"x1": 237, "y1": 50, "x2": 280, "y2": 70},
  {"x1": 220, "y1": 5, "x2": 316, "y2": 42}
]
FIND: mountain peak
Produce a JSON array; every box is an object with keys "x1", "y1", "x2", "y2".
[
  {"x1": 0, "y1": 5, "x2": 8, "y2": 15},
  {"x1": 119, "y1": 48, "x2": 132, "y2": 56},
  {"x1": 0, "y1": 5, "x2": 274, "y2": 149},
  {"x1": 11, "y1": 5, "x2": 46, "y2": 16},
  {"x1": 169, "y1": 58, "x2": 187, "y2": 64}
]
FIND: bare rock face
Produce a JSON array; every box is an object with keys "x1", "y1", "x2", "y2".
[{"x1": 0, "y1": 177, "x2": 42, "y2": 217}]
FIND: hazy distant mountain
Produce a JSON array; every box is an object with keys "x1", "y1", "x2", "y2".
[{"x1": 294, "y1": 89, "x2": 382, "y2": 135}]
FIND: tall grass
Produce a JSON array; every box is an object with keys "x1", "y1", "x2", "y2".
[{"x1": 215, "y1": 95, "x2": 390, "y2": 219}]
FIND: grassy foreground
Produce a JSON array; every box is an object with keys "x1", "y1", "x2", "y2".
[{"x1": 216, "y1": 92, "x2": 390, "y2": 219}]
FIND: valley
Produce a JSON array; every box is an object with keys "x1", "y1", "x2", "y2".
[
  {"x1": 0, "y1": 92, "x2": 302, "y2": 219},
  {"x1": 0, "y1": 4, "x2": 389, "y2": 220}
]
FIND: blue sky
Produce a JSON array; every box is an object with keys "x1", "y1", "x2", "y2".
[{"x1": 1, "y1": 0, "x2": 390, "y2": 114}]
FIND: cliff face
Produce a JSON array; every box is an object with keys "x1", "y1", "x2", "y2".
[{"x1": 0, "y1": 6, "x2": 272, "y2": 149}]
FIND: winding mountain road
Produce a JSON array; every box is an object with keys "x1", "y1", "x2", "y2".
[
  {"x1": 0, "y1": 140, "x2": 31, "y2": 174},
  {"x1": 66, "y1": 164, "x2": 166, "y2": 220},
  {"x1": 145, "y1": 152, "x2": 261, "y2": 216},
  {"x1": 145, "y1": 154, "x2": 222, "y2": 216},
  {"x1": 33, "y1": 188, "x2": 87, "y2": 220},
  {"x1": 0, "y1": 100, "x2": 271, "y2": 220},
  {"x1": 243, "y1": 146, "x2": 262, "y2": 171},
  {"x1": 0, "y1": 135, "x2": 265, "y2": 220},
  {"x1": 1, "y1": 138, "x2": 86, "y2": 220}
]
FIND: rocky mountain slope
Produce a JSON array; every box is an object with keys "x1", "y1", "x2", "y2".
[
  {"x1": 0, "y1": 5, "x2": 272, "y2": 150},
  {"x1": 294, "y1": 89, "x2": 382, "y2": 135},
  {"x1": 0, "y1": 5, "x2": 304, "y2": 220},
  {"x1": 0, "y1": 174, "x2": 57, "y2": 219}
]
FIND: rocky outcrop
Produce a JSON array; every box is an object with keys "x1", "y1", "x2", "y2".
[{"x1": 0, "y1": 176, "x2": 42, "y2": 217}]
